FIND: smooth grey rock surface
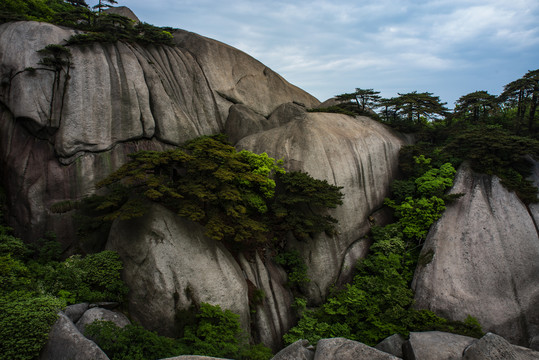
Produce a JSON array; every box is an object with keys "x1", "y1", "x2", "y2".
[
  {"x1": 462, "y1": 333, "x2": 521, "y2": 360},
  {"x1": 225, "y1": 104, "x2": 274, "y2": 144},
  {"x1": 412, "y1": 164, "x2": 539, "y2": 346},
  {"x1": 173, "y1": 30, "x2": 319, "y2": 120},
  {"x1": 64, "y1": 303, "x2": 89, "y2": 323},
  {"x1": 103, "y1": 6, "x2": 140, "y2": 22},
  {"x1": 314, "y1": 338, "x2": 401, "y2": 360},
  {"x1": 375, "y1": 334, "x2": 406, "y2": 358},
  {"x1": 76, "y1": 307, "x2": 131, "y2": 335},
  {"x1": 237, "y1": 253, "x2": 294, "y2": 350},
  {"x1": 403, "y1": 331, "x2": 475, "y2": 360},
  {"x1": 106, "y1": 204, "x2": 250, "y2": 337},
  {"x1": 237, "y1": 113, "x2": 407, "y2": 302},
  {"x1": 39, "y1": 313, "x2": 109, "y2": 360},
  {"x1": 272, "y1": 339, "x2": 314, "y2": 360}
]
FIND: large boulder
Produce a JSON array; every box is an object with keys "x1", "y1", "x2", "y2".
[
  {"x1": 462, "y1": 333, "x2": 532, "y2": 360},
  {"x1": 403, "y1": 331, "x2": 475, "y2": 360},
  {"x1": 272, "y1": 339, "x2": 315, "y2": 360},
  {"x1": 237, "y1": 112, "x2": 407, "y2": 302},
  {"x1": 412, "y1": 163, "x2": 539, "y2": 347},
  {"x1": 76, "y1": 307, "x2": 131, "y2": 335},
  {"x1": 314, "y1": 338, "x2": 400, "y2": 360},
  {"x1": 106, "y1": 204, "x2": 250, "y2": 337},
  {"x1": 39, "y1": 313, "x2": 109, "y2": 360},
  {"x1": 106, "y1": 203, "x2": 294, "y2": 351}
]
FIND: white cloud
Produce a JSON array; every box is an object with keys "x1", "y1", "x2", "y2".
[{"x1": 85, "y1": 0, "x2": 539, "y2": 104}]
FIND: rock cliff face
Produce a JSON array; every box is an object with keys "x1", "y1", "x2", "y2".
[
  {"x1": 0, "y1": 20, "x2": 317, "y2": 244},
  {"x1": 412, "y1": 163, "x2": 539, "y2": 347},
  {"x1": 237, "y1": 112, "x2": 407, "y2": 302}
]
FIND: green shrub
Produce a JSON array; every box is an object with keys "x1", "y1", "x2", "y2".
[
  {"x1": 43, "y1": 250, "x2": 128, "y2": 304},
  {"x1": 0, "y1": 293, "x2": 65, "y2": 360},
  {"x1": 274, "y1": 249, "x2": 310, "y2": 289},
  {"x1": 86, "y1": 303, "x2": 273, "y2": 360},
  {"x1": 85, "y1": 321, "x2": 185, "y2": 360}
]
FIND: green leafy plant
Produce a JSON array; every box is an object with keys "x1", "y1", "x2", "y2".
[
  {"x1": 93, "y1": 135, "x2": 343, "y2": 251},
  {"x1": 274, "y1": 249, "x2": 310, "y2": 289},
  {"x1": 0, "y1": 293, "x2": 65, "y2": 360},
  {"x1": 86, "y1": 303, "x2": 273, "y2": 360}
]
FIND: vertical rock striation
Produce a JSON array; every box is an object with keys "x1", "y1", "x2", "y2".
[{"x1": 412, "y1": 163, "x2": 539, "y2": 347}]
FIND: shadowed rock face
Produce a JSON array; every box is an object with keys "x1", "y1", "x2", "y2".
[
  {"x1": 237, "y1": 113, "x2": 407, "y2": 302},
  {"x1": 106, "y1": 204, "x2": 295, "y2": 350},
  {"x1": 412, "y1": 163, "x2": 539, "y2": 347}
]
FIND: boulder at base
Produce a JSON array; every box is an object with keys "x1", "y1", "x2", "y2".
[
  {"x1": 39, "y1": 313, "x2": 109, "y2": 360},
  {"x1": 314, "y1": 338, "x2": 401, "y2": 360}
]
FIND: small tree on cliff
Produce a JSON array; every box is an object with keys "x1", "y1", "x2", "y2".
[
  {"x1": 93, "y1": 135, "x2": 344, "y2": 250},
  {"x1": 93, "y1": 0, "x2": 117, "y2": 13}
]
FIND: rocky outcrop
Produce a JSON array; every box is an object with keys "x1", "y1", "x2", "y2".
[
  {"x1": 0, "y1": 20, "x2": 317, "y2": 245},
  {"x1": 237, "y1": 112, "x2": 407, "y2": 302},
  {"x1": 376, "y1": 334, "x2": 406, "y2": 358},
  {"x1": 412, "y1": 163, "x2": 539, "y2": 347},
  {"x1": 272, "y1": 339, "x2": 315, "y2": 360},
  {"x1": 173, "y1": 31, "x2": 319, "y2": 120},
  {"x1": 106, "y1": 204, "x2": 251, "y2": 337},
  {"x1": 403, "y1": 332, "x2": 475, "y2": 360},
  {"x1": 76, "y1": 307, "x2": 130, "y2": 335},
  {"x1": 106, "y1": 203, "x2": 296, "y2": 350},
  {"x1": 39, "y1": 313, "x2": 109, "y2": 360},
  {"x1": 314, "y1": 338, "x2": 400, "y2": 360}
]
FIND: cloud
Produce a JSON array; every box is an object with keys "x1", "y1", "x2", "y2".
[{"x1": 86, "y1": 0, "x2": 539, "y2": 104}]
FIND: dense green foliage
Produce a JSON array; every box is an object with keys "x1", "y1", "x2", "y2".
[
  {"x1": 274, "y1": 249, "x2": 310, "y2": 289},
  {"x1": 283, "y1": 156, "x2": 482, "y2": 346},
  {"x1": 0, "y1": 294, "x2": 65, "y2": 360},
  {"x1": 94, "y1": 135, "x2": 343, "y2": 250},
  {"x1": 0, "y1": 222, "x2": 128, "y2": 360},
  {"x1": 85, "y1": 303, "x2": 273, "y2": 360}
]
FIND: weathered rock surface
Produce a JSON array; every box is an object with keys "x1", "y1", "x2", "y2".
[
  {"x1": 0, "y1": 20, "x2": 318, "y2": 244},
  {"x1": 403, "y1": 331, "x2": 475, "y2": 360},
  {"x1": 237, "y1": 112, "x2": 407, "y2": 302},
  {"x1": 237, "y1": 253, "x2": 295, "y2": 349},
  {"x1": 376, "y1": 334, "x2": 406, "y2": 358},
  {"x1": 39, "y1": 313, "x2": 109, "y2": 360},
  {"x1": 314, "y1": 338, "x2": 401, "y2": 360},
  {"x1": 104, "y1": 6, "x2": 140, "y2": 22},
  {"x1": 76, "y1": 307, "x2": 131, "y2": 335},
  {"x1": 64, "y1": 303, "x2": 89, "y2": 323},
  {"x1": 412, "y1": 164, "x2": 539, "y2": 346},
  {"x1": 106, "y1": 203, "x2": 295, "y2": 350},
  {"x1": 173, "y1": 31, "x2": 319, "y2": 120},
  {"x1": 106, "y1": 204, "x2": 250, "y2": 337},
  {"x1": 272, "y1": 339, "x2": 315, "y2": 360},
  {"x1": 462, "y1": 333, "x2": 522, "y2": 360}
]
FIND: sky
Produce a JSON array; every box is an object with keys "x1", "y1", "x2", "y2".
[{"x1": 88, "y1": 0, "x2": 539, "y2": 109}]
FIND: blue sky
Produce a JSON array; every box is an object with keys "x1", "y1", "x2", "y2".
[{"x1": 90, "y1": 0, "x2": 538, "y2": 109}]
